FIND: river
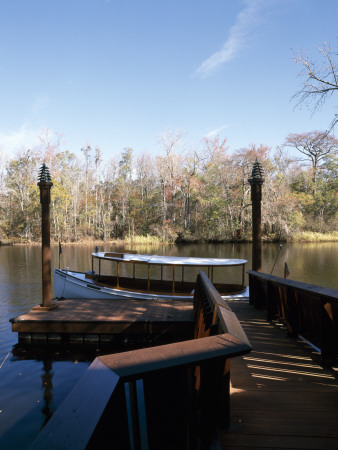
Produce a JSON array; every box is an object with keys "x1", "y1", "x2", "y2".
[{"x1": 0, "y1": 242, "x2": 337, "y2": 448}]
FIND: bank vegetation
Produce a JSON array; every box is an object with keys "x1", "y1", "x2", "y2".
[{"x1": 0, "y1": 129, "x2": 337, "y2": 245}]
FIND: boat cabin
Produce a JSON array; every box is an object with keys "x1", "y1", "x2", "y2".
[{"x1": 88, "y1": 251, "x2": 247, "y2": 297}]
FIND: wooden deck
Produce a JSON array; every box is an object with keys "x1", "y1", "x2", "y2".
[
  {"x1": 223, "y1": 300, "x2": 338, "y2": 450},
  {"x1": 10, "y1": 275, "x2": 338, "y2": 449},
  {"x1": 10, "y1": 298, "x2": 194, "y2": 342}
]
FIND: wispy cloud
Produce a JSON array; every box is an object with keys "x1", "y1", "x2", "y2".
[
  {"x1": 196, "y1": 0, "x2": 268, "y2": 78},
  {"x1": 206, "y1": 124, "x2": 230, "y2": 137},
  {"x1": 0, "y1": 95, "x2": 53, "y2": 155},
  {"x1": 0, "y1": 124, "x2": 40, "y2": 154}
]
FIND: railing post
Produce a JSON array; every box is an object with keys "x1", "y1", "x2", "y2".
[
  {"x1": 198, "y1": 356, "x2": 230, "y2": 443},
  {"x1": 248, "y1": 159, "x2": 265, "y2": 273},
  {"x1": 249, "y1": 272, "x2": 255, "y2": 305},
  {"x1": 266, "y1": 280, "x2": 275, "y2": 321},
  {"x1": 321, "y1": 300, "x2": 338, "y2": 365},
  {"x1": 285, "y1": 288, "x2": 299, "y2": 337},
  {"x1": 254, "y1": 275, "x2": 265, "y2": 309},
  {"x1": 36, "y1": 163, "x2": 54, "y2": 310},
  {"x1": 125, "y1": 380, "x2": 143, "y2": 450}
]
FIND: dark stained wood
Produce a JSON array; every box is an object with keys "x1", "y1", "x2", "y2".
[
  {"x1": 99, "y1": 333, "x2": 251, "y2": 378},
  {"x1": 222, "y1": 300, "x2": 338, "y2": 450},
  {"x1": 249, "y1": 176, "x2": 263, "y2": 272},
  {"x1": 248, "y1": 270, "x2": 338, "y2": 299},
  {"x1": 248, "y1": 270, "x2": 338, "y2": 364},
  {"x1": 27, "y1": 273, "x2": 252, "y2": 449},
  {"x1": 28, "y1": 331, "x2": 251, "y2": 449},
  {"x1": 16, "y1": 274, "x2": 338, "y2": 450},
  {"x1": 11, "y1": 298, "x2": 194, "y2": 337},
  {"x1": 92, "y1": 274, "x2": 245, "y2": 296},
  {"x1": 38, "y1": 179, "x2": 53, "y2": 308}
]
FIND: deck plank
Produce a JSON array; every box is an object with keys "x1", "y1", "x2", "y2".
[
  {"x1": 11, "y1": 298, "x2": 194, "y2": 336},
  {"x1": 222, "y1": 300, "x2": 338, "y2": 450}
]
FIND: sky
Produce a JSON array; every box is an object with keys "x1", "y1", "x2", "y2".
[{"x1": 0, "y1": 0, "x2": 337, "y2": 161}]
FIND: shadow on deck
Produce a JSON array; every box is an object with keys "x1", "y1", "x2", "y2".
[{"x1": 224, "y1": 300, "x2": 338, "y2": 450}]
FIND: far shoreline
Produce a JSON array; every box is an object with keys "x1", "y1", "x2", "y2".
[{"x1": 2, "y1": 231, "x2": 337, "y2": 247}]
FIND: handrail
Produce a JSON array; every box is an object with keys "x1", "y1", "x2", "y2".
[
  {"x1": 248, "y1": 270, "x2": 338, "y2": 299},
  {"x1": 193, "y1": 270, "x2": 251, "y2": 346},
  {"x1": 248, "y1": 270, "x2": 338, "y2": 364},
  {"x1": 28, "y1": 272, "x2": 251, "y2": 450},
  {"x1": 99, "y1": 332, "x2": 251, "y2": 379}
]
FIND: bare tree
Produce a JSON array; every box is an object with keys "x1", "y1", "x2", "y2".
[
  {"x1": 136, "y1": 153, "x2": 155, "y2": 202},
  {"x1": 293, "y1": 43, "x2": 338, "y2": 129},
  {"x1": 157, "y1": 130, "x2": 184, "y2": 227},
  {"x1": 284, "y1": 131, "x2": 338, "y2": 191},
  {"x1": 80, "y1": 145, "x2": 92, "y2": 225},
  {"x1": 94, "y1": 147, "x2": 103, "y2": 232},
  {"x1": 181, "y1": 149, "x2": 202, "y2": 231},
  {"x1": 37, "y1": 128, "x2": 64, "y2": 165}
]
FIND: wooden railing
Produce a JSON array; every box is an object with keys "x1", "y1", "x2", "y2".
[
  {"x1": 248, "y1": 270, "x2": 338, "y2": 364},
  {"x1": 28, "y1": 272, "x2": 251, "y2": 450}
]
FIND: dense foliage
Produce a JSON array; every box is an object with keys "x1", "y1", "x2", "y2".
[{"x1": 0, "y1": 131, "x2": 337, "y2": 243}]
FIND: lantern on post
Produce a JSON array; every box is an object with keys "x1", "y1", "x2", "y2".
[
  {"x1": 37, "y1": 163, "x2": 55, "y2": 309},
  {"x1": 248, "y1": 158, "x2": 265, "y2": 272}
]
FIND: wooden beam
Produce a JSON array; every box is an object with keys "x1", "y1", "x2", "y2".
[{"x1": 99, "y1": 333, "x2": 251, "y2": 379}]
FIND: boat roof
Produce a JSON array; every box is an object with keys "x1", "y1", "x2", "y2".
[{"x1": 92, "y1": 252, "x2": 247, "y2": 267}]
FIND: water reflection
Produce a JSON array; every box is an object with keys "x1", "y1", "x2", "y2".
[
  {"x1": 0, "y1": 352, "x2": 90, "y2": 449},
  {"x1": 0, "y1": 242, "x2": 337, "y2": 448},
  {"x1": 1, "y1": 242, "x2": 337, "y2": 354},
  {"x1": 41, "y1": 360, "x2": 53, "y2": 427}
]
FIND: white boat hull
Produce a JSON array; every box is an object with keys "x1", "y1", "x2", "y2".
[{"x1": 54, "y1": 268, "x2": 249, "y2": 301}]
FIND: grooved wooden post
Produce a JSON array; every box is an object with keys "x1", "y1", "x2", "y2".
[
  {"x1": 248, "y1": 159, "x2": 264, "y2": 272},
  {"x1": 38, "y1": 164, "x2": 54, "y2": 309}
]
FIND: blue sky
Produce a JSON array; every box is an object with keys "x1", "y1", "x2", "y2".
[{"x1": 0, "y1": 0, "x2": 337, "y2": 160}]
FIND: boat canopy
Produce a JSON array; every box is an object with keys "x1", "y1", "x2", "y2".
[
  {"x1": 92, "y1": 252, "x2": 247, "y2": 267},
  {"x1": 90, "y1": 251, "x2": 247, "y2": 294}
]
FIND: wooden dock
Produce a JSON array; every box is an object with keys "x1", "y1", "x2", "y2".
[
  {"x1": 10, "y1": 298, "x2": 194, "y2": 344},
  {"x1": 223, "y1": 300, "x2": 338, "y2": 449},
  {"x1": 11, "y1": 271, "x2": 338, "y2": 449}
]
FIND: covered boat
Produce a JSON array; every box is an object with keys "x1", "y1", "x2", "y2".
[{"x1": 54, "y1": 251, "x2": 248, "y2": 301}]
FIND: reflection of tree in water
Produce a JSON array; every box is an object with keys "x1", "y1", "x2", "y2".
[{"x1": 41, "y1": 360, "x2": 54, "y2": 428}]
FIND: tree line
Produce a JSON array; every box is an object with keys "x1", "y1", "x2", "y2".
[{"x1": 0, "y1": 128, "x2": 336, "y2": 244}]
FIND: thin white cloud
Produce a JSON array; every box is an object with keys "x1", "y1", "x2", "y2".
[
  {"x1": 196, "y1": 0, "x2": 268, "y2": 78},
  {"x1": 0, "y1": 125, "x2": 40, "y2": 154},
  {"x1": 0, "y1": 95, "x2": 53, "y2": 154},
  {"x1": 206, "y1": 124, "x2": 230, "y2": 137}
]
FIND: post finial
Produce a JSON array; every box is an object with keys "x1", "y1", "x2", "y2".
[
  {"x1": 249, "y1": 158, "x2": 265, "y2": 184},
  {"x1": 38, "y1": 163, "x2": 52, "y2": 183}
]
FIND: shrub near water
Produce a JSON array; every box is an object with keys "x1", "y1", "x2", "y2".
[
  {"x1": 290, "y1": 231, "x2": 338, "y2": 242},
  {"x1": 123, "y1": 235, "x2": 163, "y2": 245}
]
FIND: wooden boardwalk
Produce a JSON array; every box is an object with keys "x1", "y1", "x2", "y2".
[{"x1": 223, "y1": 300, "x2": 338, "y2": 450}]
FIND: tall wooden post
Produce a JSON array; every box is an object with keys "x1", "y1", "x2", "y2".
[
  {"x1": 248, "y1": 159, "x2": 265, "y2": 272},
  {"x1": 37, "y1": 163, "x2": 54, "y2": 309}
]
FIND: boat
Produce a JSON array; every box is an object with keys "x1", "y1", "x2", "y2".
[{"x1": 54, "y1": 250, "x2": 249, "y2": 301}]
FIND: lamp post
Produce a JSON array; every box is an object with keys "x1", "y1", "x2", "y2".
[
  {"x1": 248, "y1": 158, "x2": 265, "y2": 272},
  {"x1": 37, "y1": 163, "x2": 54, "y2": 309}
]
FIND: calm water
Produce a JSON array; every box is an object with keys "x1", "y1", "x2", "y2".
[{"x1": 0, "y1": 242, "x2": 337, "y2": 448}]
